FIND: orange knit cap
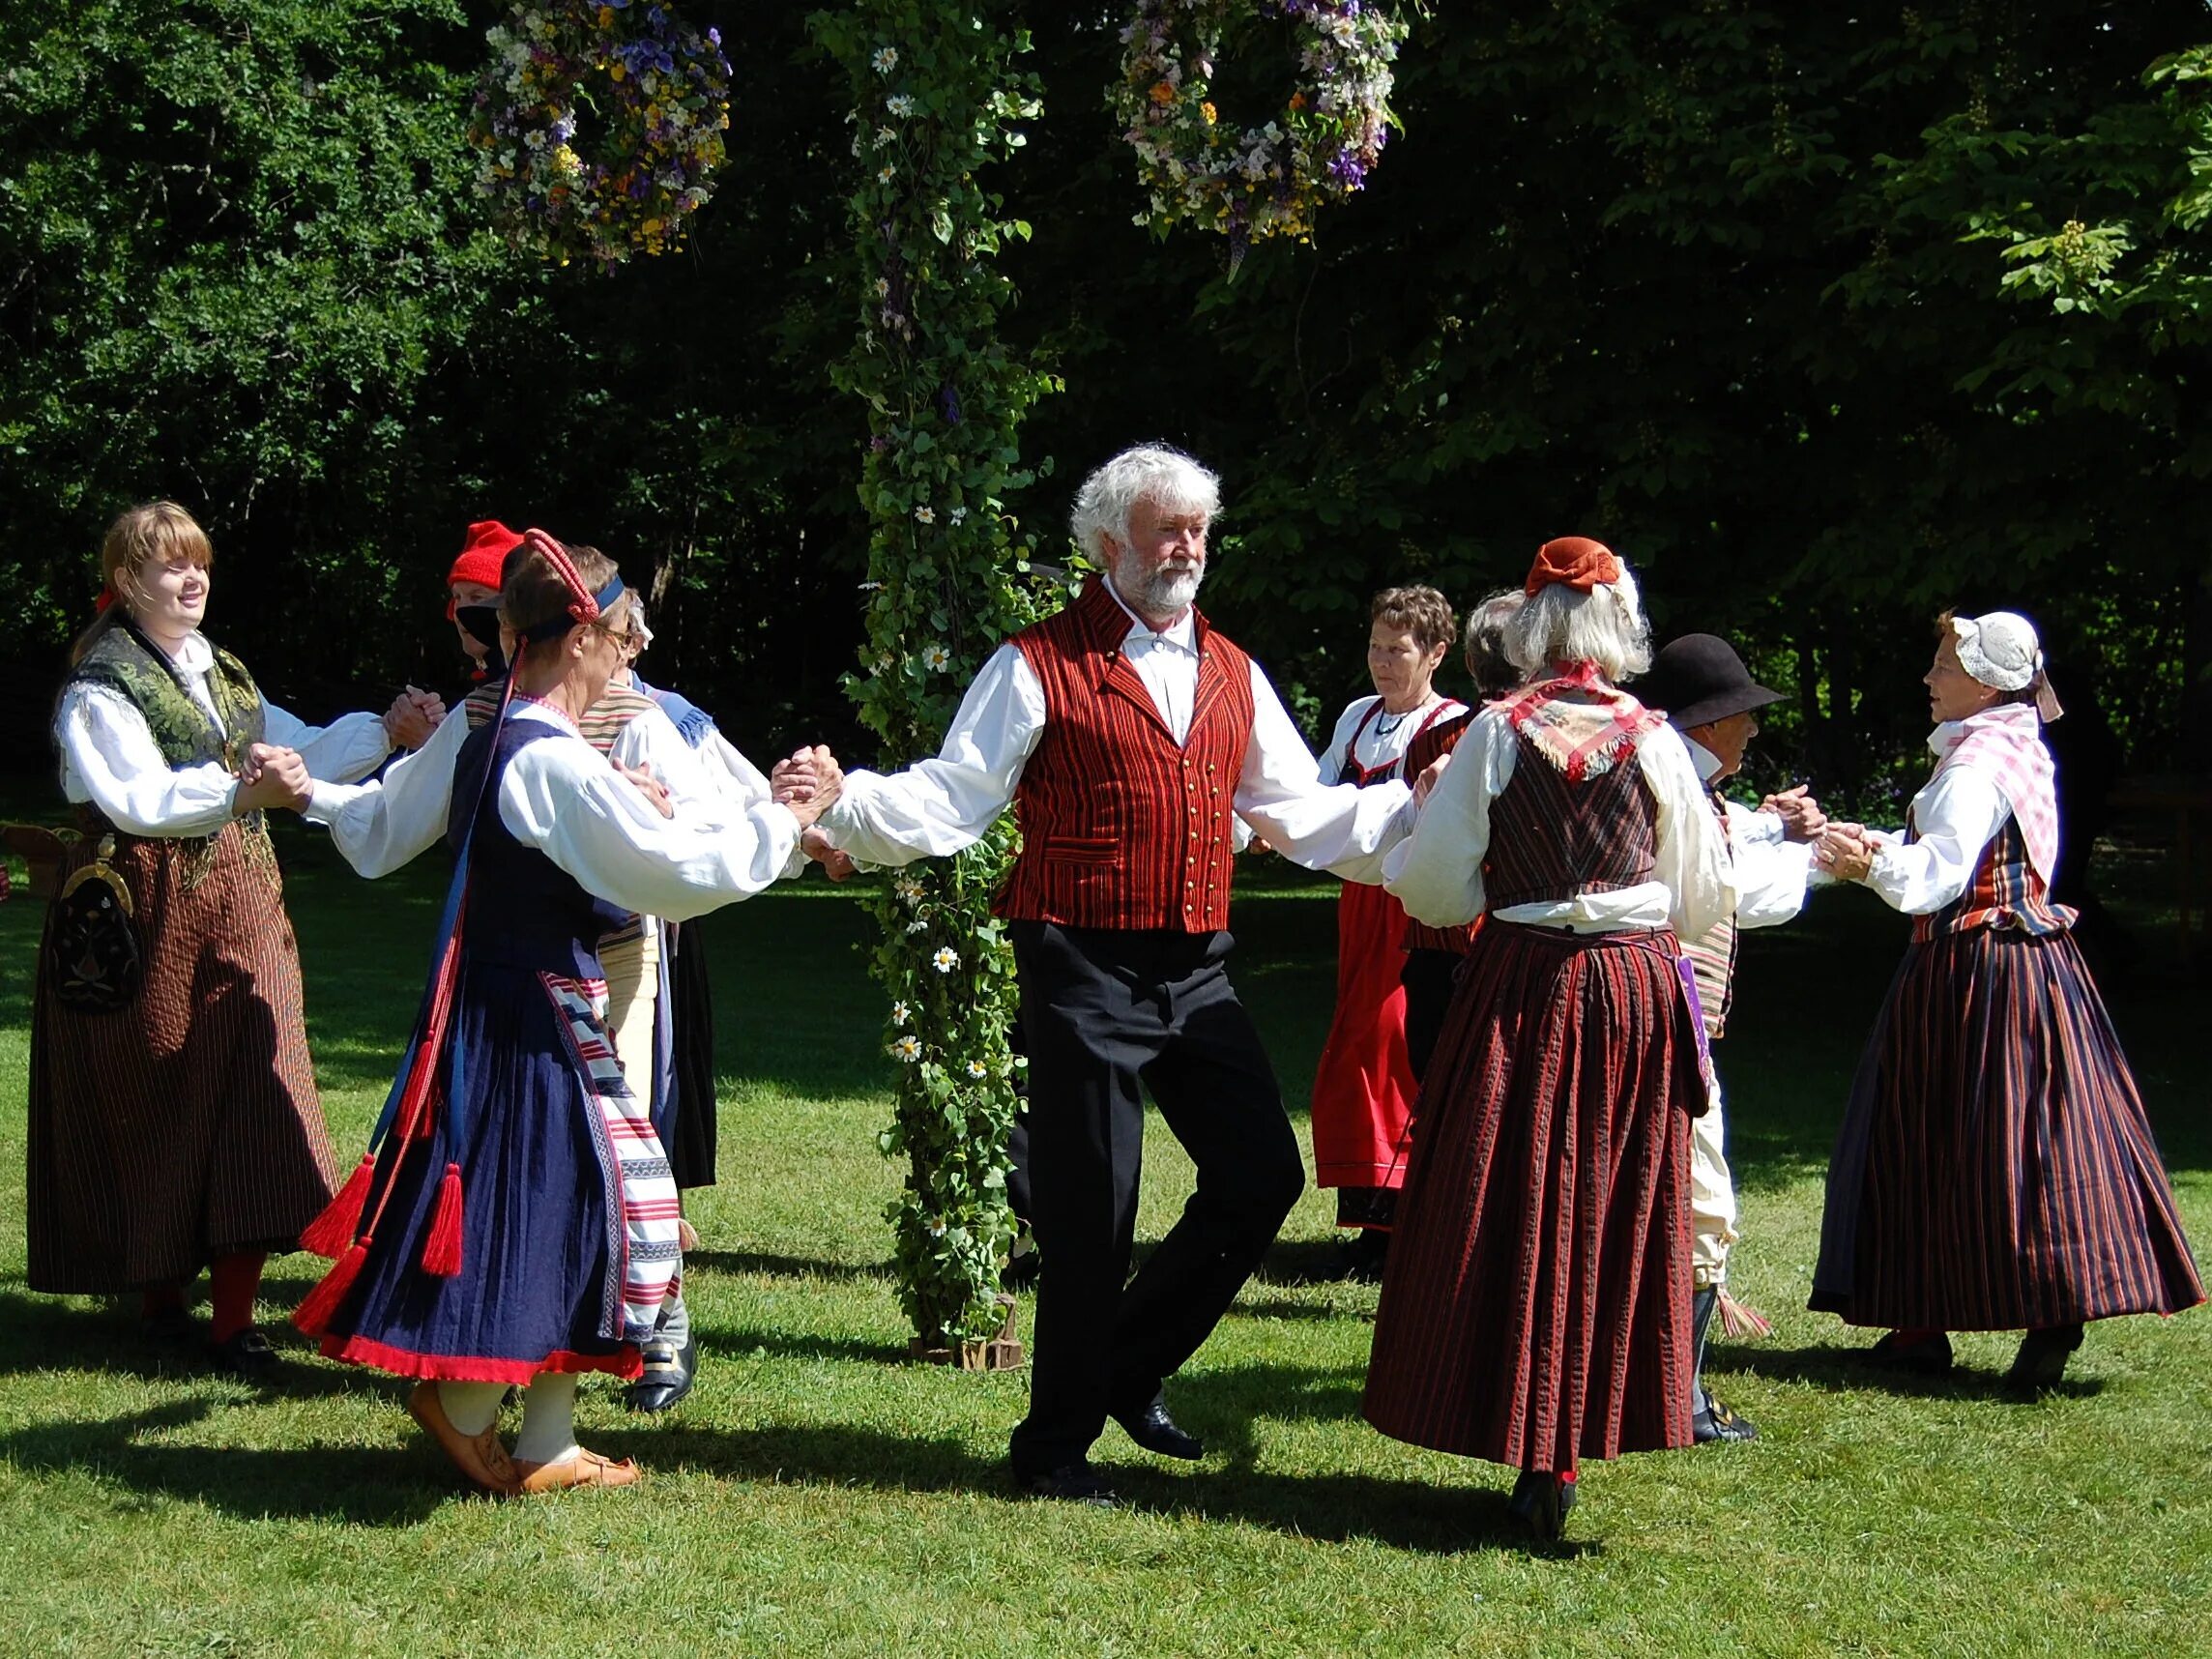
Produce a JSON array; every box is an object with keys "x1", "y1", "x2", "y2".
[{"x1": 1523, "y1": 536, "x2": 1621, "y2": 597}]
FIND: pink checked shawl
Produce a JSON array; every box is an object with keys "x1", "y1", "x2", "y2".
[
  {"x1": 1495, "y1": 659, "x2": 1664, "y2": 781},
  {"x1": 1929, "y1": 703, "x2": 2058, "y2": 886}
]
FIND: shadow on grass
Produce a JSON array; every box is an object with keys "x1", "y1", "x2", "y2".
[
  {"x1": 1703, "y1": 1338, "x2": 2105, "y2": 1403},
  {"x1": 609, "y1": 1415, "x2": 1592, "y2": 1557},
  {"x1": 699, "y1": 1321, "x2": 910, "y2": 1366},
  {"x1": 0, "y1": 1287, "x2": 374, "y2": 1401},
  {"x1": 687, "y1": 1249, "x2": 894, "y2": 1284},
  {"x1": 0, "y1": 1397, "x2": 480, "y2": 1527}
]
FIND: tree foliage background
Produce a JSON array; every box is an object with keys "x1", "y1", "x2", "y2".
[{"x1": 5, "y1": 0, "x2": 2209, "y2": 808}]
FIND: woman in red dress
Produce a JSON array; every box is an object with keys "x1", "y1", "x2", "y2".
[{"x1": 1308, "y1": 587, "x2": 1464, "y2": 1277}]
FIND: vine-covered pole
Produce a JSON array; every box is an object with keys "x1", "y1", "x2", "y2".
[{"x1": 811, "y1": 1, "x2": 1056, "y2": 1356}]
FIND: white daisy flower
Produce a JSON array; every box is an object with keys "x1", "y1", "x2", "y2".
[
  {"x1": 887, "y1": 93, "x2": 915, "y2": 117},
  {"x1": 922, "y1": 644, "x2": 950, "y2": 671},
  {"x1": 913, "y1": 505, "x2": 936, "y2": 525},
  {"x1": 891, "y1": 1001, "x2": 910, "y2": 1025},
  {"x1": 966, "y1": 1060, "x2": 989, "y2": 1079},
  {"x1": 878, "y1": 163, "x2": 897, "y2": 185},
  {"x1": 874, "y1": 126, "x2": 896, "y2": 150},
  {"x1": 890, "y1": 1034, "x2": 921, "y2": 1062},
  {"x1": 947, "y1": 506, "x2": 967, "y2": 524},
  {"x1": 872, "y1": 46, "x2": 898, "y2": 73},
  {"x1": 932, "y1": 946, "x2": 959, "y2": 974}
]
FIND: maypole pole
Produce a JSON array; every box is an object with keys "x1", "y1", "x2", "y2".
[{"x1": 811, "y1": 1, "x2": 1054, "y2": 1365}]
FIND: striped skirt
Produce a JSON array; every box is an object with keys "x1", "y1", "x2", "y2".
[
  {"x1": 1364, "y1": 922, "x2": 1703, "y2": 1471},
  {"x1": 1811, "y1": 926, "x2": 2202, "y2": 1330},
  {"x1": 27, "y1": 820, "x2": 335, "y2": 1293},
  {"x1": 314, "y1": 968, "x2": 681, "y2": 1384}
]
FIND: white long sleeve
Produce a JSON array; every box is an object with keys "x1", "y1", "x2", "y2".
[
  {"x1": 496, "y1": 708, "x2": 800, "y2": 919},
  {"x1": 303, "y1": 705, "x2": 469, "y2": 878},
  {"x1": 1725, "y1": 801, "x2": 1813, "y2": 930},
  {"x1": 54, "y1": 683, "x2": 240, "y2": 836},
  {"x1": 608, "y1": 704, "x2": 737, "y2": 830},
  {"x1": 260, "y1": 701, "x2": 392, "y2": 785},
  {"x1": 821, "y1": 638, "x2": 1413, "y2": 881},
  {"x1": 1865, "y1": 764, "x2": 2009, "y2": 916},
  {"x1": 1384, "y1": 711, "x2": 1731, "y2": 936}
]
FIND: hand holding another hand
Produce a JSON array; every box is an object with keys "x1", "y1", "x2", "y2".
[
  {"x1": 237, "y1": 743, "x2": 311, "y2": 814},
  {"x1": 800, "y1": 826, "x2": 857, "y2": 881},
  {"x1": 1815, "y1": 824, "x2": 1875, "y2": 884},
  {"x1": 615, "y1": 761, "x2": 675, "y2": 820},
  {"x1": 772, "y1": 745, "x2": 844, "y2": 830},
  {"x1": 1760, "y1": 785, "x2": 1828, "y2": 843},
  {"x1": 382, "y1": 686, "x2": 446, "y2": 750}
]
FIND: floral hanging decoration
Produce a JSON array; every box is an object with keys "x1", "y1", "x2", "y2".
[
  {"x1": 1114, "y1": 0, "x2": 1410, "y2": 266},
  {"x1": 469, "y1": 0, "x2": 733, "y2": 266}
]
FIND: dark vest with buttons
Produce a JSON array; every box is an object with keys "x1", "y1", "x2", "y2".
[{"x1": 995, "y1": 576, "x2": 1255, "y2": 933}]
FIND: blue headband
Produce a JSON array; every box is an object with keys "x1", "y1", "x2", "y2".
[{"x1": 519, "y1": 574, "x2": 626, "y2": 643}]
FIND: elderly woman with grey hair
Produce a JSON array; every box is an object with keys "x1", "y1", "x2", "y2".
[
  {"x1": 811, "y1": 443, "x2": 1421, "y2": 1505},
  {"x1": 1363, "y1": 538, "x2": 1731, "y2": 1540}
]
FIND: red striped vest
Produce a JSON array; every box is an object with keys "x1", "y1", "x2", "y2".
[
  {"x1": 1483, "y1": 733, "x2": 1658, "y2": 912},
  {"x1": 1679, "y1": 788, "x2": 1738, "y2": 1038},
  {"x1": 995, "y1": 577, "x2": 1255, "y2": 933},
  {"x1": 1911, "y1": 817, "x2": 2075, "y2": 942},
  {"x1": 1400, "y1": 707, "x2": 1481, "y2": 955}
]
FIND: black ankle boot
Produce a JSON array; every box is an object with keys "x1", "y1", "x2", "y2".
[
  {"x1": 2006, "y1": 1324, "x2": 2084, "y2": 1394},
  {"x1": 1688, "y1": 1285, "x2": 1757, "y2": 1442}
]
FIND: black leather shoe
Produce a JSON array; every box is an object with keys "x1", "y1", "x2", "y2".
[
  {"x1": 1111, "y1": 1399, "x2": 1204, "y2": 1461},
  {"x1": 1506, "y1": 1470, "x2": 1578, "y2": 1541},
  {"x1": 624, "y1": 1333, "x2": 697, "y2": 1413},
  {"x1": 206, "y1": 1325, "x2": 279, "y2": 1380},
  {"x1": 2005, "y1": 1324, "x2": 2083, "y2": 1394},
  {"x1": 1864, "y1": 1328, "x2": 1953, "y2": 1375},
  {"x1": 1014, "y1": 1461, "x2": 1118, "y2": 1507},
  {"x1": 1692, "y1": 1388, "x2": 1759, "y2": 1443}
]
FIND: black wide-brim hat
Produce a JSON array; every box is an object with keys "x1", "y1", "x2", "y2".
[{"x1": 1641, "y1": 633, "x2": 1784, "y2": 729}]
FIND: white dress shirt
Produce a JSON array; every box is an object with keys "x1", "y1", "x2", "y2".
[
  {"x1": 1681, "y1": 737, "x2": 1815, "y2": 931},
  {"x1": 476, "y1": 703, "x2": 799, "y2": 919},
  {"x1": 1382, "y1": 706, "x2": 1732, "y2": 937},
  {"x1": 1860, "y1": 728, "x2": 2013, "y2": 916},
  {"x1": 820, "y1": 577, "x2": 1415, "y2": 883},
  {"x1": 55, "y1": 629, "x2": 393, "y2": 837},
  {"x1": 305, "y1": 693, "x2": 757, "y2": 880}
]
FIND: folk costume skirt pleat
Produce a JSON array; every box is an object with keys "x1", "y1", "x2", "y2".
[
  {"x1": 1364, "y1": 922, "x2": 1703, "y2": 1472},
  {"x1": 665, "y1": 920, "x2": 719, "y2": 1189},
  {"x1": 27, "y1": 820, "x2": 335, "y2": 1293},
  {"x1": 1311, "y1": 879, "x2": 1419, "y2": 1207},
  {"x1": 315, "y1": 967, "x2": 680, "y2": 1384},
  {"x1": 1811, "y1": 926, "x2": 2202, "y2": 1330}
]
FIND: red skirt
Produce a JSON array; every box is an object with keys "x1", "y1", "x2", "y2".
[
  {"x1": 1310, "y1": 880, "x2": 1418, "y2": 1196},
  {"x1": 1363, "y1": 922, "x2": 1703, "y2": 1471}
]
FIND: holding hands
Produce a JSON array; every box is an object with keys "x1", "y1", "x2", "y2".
[
  {"x1": 1759, "y1": 785, "x2": 1827, "y2": 843},
  {"x1": 1815, "y1": 823, "x2": 1876, "y2": 884},
  {"x1": 614, "y1": 760, "x2": 675, "y2": 820},
  {"x1": 382, "y1": 686, "x2": 446, "y2": 750},
  {"x1": 237, "y1": 742, "x2": 311, "y2": 813},
  {"x1": 771, "y1": 745, "x2": 844, "y2": 831}
]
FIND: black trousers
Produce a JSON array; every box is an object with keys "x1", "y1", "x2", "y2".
[
  {"x1": 1399, "y1": 946, "x2": 1465, "y2": 1086},
  {"x1": 1007, "y1": 919, "x2": 1304, "y2": 1473}
]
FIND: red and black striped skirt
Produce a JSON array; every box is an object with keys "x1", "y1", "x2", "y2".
[
  {"x1": 1811, "y1": 926, "x2": 2202, "y2": 1330},
  {"x1": 26, "y1": 821, "x2": 336, "y2": 1293},
  {"x1": 1363, "y1": 921, "x2": 1703, "y2": 1471}
]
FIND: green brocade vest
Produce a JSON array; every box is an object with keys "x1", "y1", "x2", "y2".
[{"x1": 62, "y1": 620, "x2": 276, "y2": 888}]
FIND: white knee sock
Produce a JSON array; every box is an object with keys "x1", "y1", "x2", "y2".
[
  {"x1": 437, "y1": 1381, "x2": 505, "y2": 1438},
  {"x1": 512, "y1": 1373, "x2": 581, "y2": 1467}
]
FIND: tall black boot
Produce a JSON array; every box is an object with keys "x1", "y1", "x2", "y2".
[{"x1": 1691, "y1": 1283, "x2": 1757, "y2": 1443}]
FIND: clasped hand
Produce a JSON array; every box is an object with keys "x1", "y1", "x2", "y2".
[
  {"x1": 381, "y1": 685, "x2": 446, "y2": 750},
  {"x1": 1758, "y1": 784, "x2": 1827, "y2": 843},
  {"x1": 771, "y1": 745, "x2": 844, "y2": 834},
  {"x1": 236, "y1": 743, "x2": 311, "y2": 813},
  {"x1": 1814, "y1": 823, "x2": 1876, "y2": 883}
]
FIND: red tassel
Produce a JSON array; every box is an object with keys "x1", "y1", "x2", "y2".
[
  {"x1": 420, "y1": 1164, "x2": 464, "y2": 1277},
  {"x1": 292, "y1": 1243, "x2": 368, "y2": 1337},
  {"x1": 300, "y1": 1155, "x2": 375, "y2": 1259}
]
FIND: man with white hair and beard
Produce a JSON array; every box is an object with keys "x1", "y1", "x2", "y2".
[{"x1": 814, "y1": 444, "x2": 1418, "y2": 1504}]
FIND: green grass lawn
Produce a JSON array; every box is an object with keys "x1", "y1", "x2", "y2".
[{"x1": 0, "y1": 819, "x2": 2205, "y2": 1657}]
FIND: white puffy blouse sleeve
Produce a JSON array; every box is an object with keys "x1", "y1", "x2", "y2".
[
  {"x1": 302, "y1": 705, "x2": 468, "y2": 879},
  {"x1": 1382, "y1": 709, "x2": 1514, "y2": 927},
  {"x1": 1643, "y1": 724, "x2": 1732, "y2": 941},
  {"x1": 1865, "y1": 764, "x2": 2009, "y2": 916},
  {"x1": 54, "y1": 684, "x2": 240, "y2": 836},
  {"x1": 1724, "y1": 800, "x2": 1813, "y2": 930},
  {"x1": 498, "y1": 728, "x2": 800, "y2": 920},
  {"x1": 261, "y1": 701, "x2": 393, "y2": 785},
  {"x1": 1234, "y1": 667, "x2": 1412, "y2": 884},
  {"x1": 817, "y1": 644, "x2": 1044, "y2": 867}
]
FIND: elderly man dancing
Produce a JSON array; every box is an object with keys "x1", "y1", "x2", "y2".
[{"x1": 814, "y1": 445, "x2": 1416, "y2": 1505}]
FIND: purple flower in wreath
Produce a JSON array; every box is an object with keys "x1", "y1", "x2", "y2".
[{"x1": 940, "y1": 384, "x2": 964, "y2": 425}]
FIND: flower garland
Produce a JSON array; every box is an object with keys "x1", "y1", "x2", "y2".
[
  {"x1": 1115, "y1": 0, "x2": 1408, "y2": 265},
  {"x1": 816, "y1": 4, "x2": 1057, "y2": 1355},
  {"x1": 468, "y1": 0, "x2": 732, "y2": 266}
]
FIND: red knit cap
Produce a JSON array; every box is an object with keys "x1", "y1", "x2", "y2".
[
  {"x1": 448, "y1": 520, "x2": 524, "y2": 593},
  {"x1": 1524, "y1": 536, "x2": 1622, "y2": 597}
]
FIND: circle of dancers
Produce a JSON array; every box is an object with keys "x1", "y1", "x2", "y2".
[{"x1": 18, "y1": 450, "x2": 2202, "y2": 1534}]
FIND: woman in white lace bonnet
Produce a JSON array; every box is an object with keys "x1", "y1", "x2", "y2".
[{"x1": 1811, "y1": 609, "x2": 2202, "y2": 1389}]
